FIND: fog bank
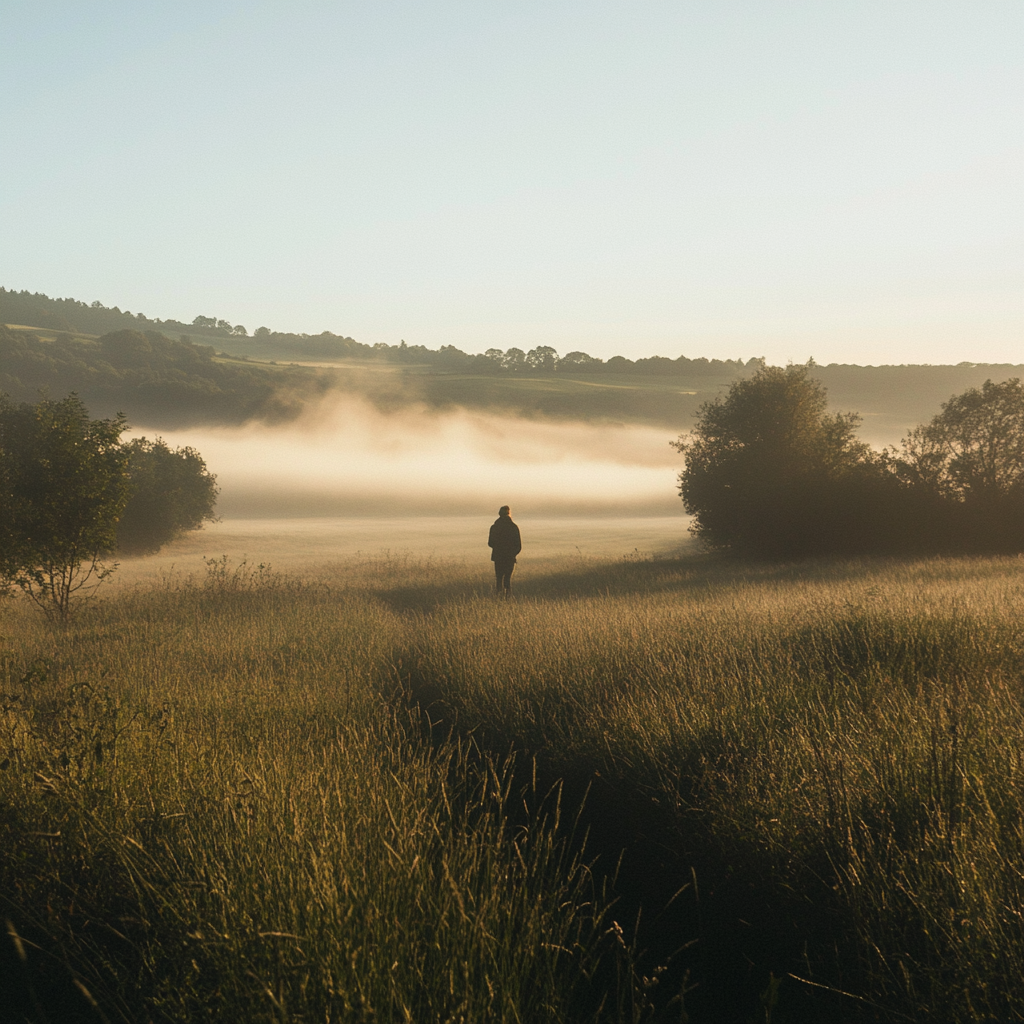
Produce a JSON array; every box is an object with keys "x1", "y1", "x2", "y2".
[{"x1": 131, "y1": 398, "x2": 684, "y2": 518}]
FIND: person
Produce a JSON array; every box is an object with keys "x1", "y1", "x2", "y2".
[{"x1": 488, "y1": 505, "x2": 521, "y2": 597}]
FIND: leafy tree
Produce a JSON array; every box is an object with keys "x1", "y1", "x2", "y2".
[
  {"x1": 894, "y1": 378, "x2": 1024, "y2": 499},
  {"x1": 0, "y1": 394, "x2": 130, "y2": 620},
  {"x1": 100, "y1": 328, "x2": 154, "y2": 367},
  {"x1": 526, "y1": 346, "x2": 559, "y2": 372},
  {"x1": 116, "y1": 438, "x2": 219, "y2": 554},
  {"x1": 890, "y1": 378, "x2": 1024, "y2": 551},
  {"x1": 561, "y1": 351, "x2": 603, "y2": 370},
  {"x1": 673, "y1": 364, "x2": 880, "y2": 555},
  {"x1": 604, "y1": 355, "x2": 636, "y2": 373},
  {"x1": 502, "y1": 348, "x2": 527, "y2": 372}
]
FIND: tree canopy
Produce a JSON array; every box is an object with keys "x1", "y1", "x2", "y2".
[
  {"x1": 0, "y1": 394, "x2": 130, "y2": 619},
  {"x1": 888, "y1": 377, "x2": 1024, "y2": 552},
  {"x1": 1, "y1": 394, "x2": 220, "y2": 618},
  {"x1": 674, "y1": 367, "x2": 1024, "y2": 557},
  {"x1": 894, "y1": 378, "x2": 1024, "y2": 501},
  {"x1": 672, "y1": 364, "x2": 880, "y2": 555}
]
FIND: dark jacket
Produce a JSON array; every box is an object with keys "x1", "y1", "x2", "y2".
[{"x1": 488, "y1": 516, "x2": 522, "y2": 563}]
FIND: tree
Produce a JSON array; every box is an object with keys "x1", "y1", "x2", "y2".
[
  {"x1": 502, "y1": 348, "x2": 527, "y2": 372},
  {"x1": 672, "y1": 364, "x2": 879, "y2": 555},
  {"x1": 890, "y1": 378, "x2": 1024, "y2": 551},
  {"x1": 526, "y1": 346, "x2": 559, "y2": 373},
  {"x1": 116, "y1": 438, "x2": 219, "y2": 554},
  {"x1": 560, "y1": 351, "x2": 602, "y2": 370},
  {"x1": 0, "y1": 394, "x2": 130, "y2": 620},
  {"x1": 894, "y1": 378, "x2": 1024, "y2": 500},
  {"x1": 100, "y1": 328, "x2": 154, "y2": 367}
]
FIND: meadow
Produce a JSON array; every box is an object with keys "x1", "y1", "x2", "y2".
[{"x1": 4, "y1": 547, "x2": 1024, "y2": 1021}]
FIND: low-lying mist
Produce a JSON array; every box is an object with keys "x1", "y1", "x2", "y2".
[{"x1": 130, "y1": 396, "x2": 684, "y2": 518}]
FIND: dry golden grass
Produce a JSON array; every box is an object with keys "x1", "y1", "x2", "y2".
[{"x1": 5, "y1": 551, "x2": 1024, "y2": 1020}]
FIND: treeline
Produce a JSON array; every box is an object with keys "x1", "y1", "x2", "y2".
[
  {"x1": 0, "y1": 287, "x2": 756, "y2": 376},
  {"x1": 0, "y1": 287, "x2": 196, "y2": 339},
  {"x1": 0, "y1": 323, "x2": 708, "y2": 431},
  {"x1": 0, "y1": 325, "x2": 333, "y2": 427},
  {"x1": 9, "y1": 287, "x2": 1024, "y2": 440},
  {"x1": 262, "y1": 337, "x2": 757, "y2": 378},
  {"x1": 676, "y1": 364, "x2": 1024, "y2": 557}
]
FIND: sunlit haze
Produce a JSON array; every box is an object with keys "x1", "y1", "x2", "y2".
[
  {"x1": 130, "y1": 399, "x2": 683, "y2": 518},
  {"x1": 3, "y1": 2, "x2": 1021, "y2": 366}
]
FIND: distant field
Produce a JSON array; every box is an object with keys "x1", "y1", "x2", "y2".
[
  {"x1": 3, "y1": 323, "x2": 97, "y2": 341},
  {"x1": 255, "y1": 359, "x2": 718, "y2": 429},
  {"x1": 108, "y1": 514, "x2": 696, "y2": 589}
]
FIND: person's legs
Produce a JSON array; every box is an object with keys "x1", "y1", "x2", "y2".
[{"x1": 494, "y1": 559, "x2": 515, "y2": 596}]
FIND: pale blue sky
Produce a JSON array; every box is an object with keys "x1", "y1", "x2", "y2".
[{"x1": 2, "y1": 1, "x2": 1021, "y2": 365}]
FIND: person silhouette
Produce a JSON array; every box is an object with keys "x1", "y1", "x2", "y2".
[{"x1": 487, "y1": 505, "x2": 522, "y2": 597}]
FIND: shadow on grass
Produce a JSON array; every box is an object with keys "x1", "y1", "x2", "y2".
[
  {"x1": 393, "y1": 656, "x2": 867, "y2": 1023},
  {"x1": 369, "y1": 550, "x2": 956, "y2": 614}
]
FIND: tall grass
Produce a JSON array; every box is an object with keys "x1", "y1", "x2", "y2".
[
  {"x1": 397, "y1": 554, "x2": 1024, "y2": 1020},
  {"x1": 5, "y1": 551, "x2": 1024, "y2": 1020},
  {"x1": 0, "y1": 564, "x2": 616, "y2": 1023}
]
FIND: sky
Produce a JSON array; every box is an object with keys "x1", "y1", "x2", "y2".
[{"x1": 2, "y1": 1, "x2": 1022, "y2": 366}]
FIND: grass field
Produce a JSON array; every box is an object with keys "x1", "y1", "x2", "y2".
[{"x1": 4, "y1": 550, "x2": 1024, "y2": 1021}]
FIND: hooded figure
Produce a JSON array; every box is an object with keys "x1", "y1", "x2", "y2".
[{"x1": 488, "y1": 505, "x2": 521, "y2": 597}]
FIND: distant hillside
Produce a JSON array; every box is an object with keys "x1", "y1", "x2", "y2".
[
  {"x1": 0, "y1": 322, "x2": 727, "y2": 430},
  {"x1": 0, "y1": 325, "x2": 335, "y2": 428},
  {"x1": 0, "y1": 286, "x2": 753, "y2": 377},
  {"x1": 811, "y1": 362, "x2": 1024, "y2": 444},
  {"x1": 3, "y1": 286, "x2": 1023, "y2": 441}
]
